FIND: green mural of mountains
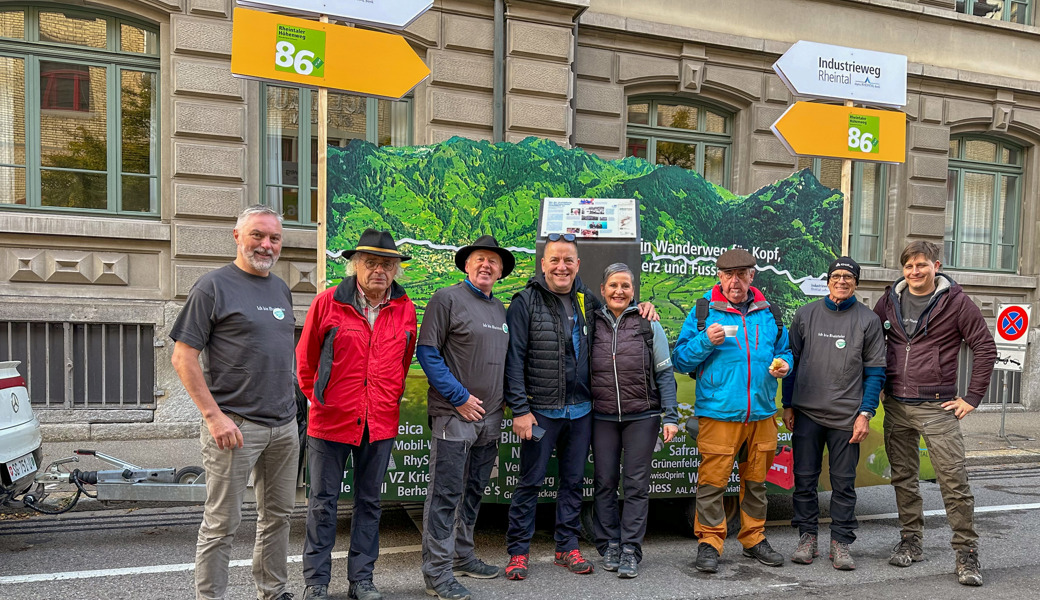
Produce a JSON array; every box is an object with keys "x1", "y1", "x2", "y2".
[{"x1": 326, "y1": 135, "x2": 842, "y2": 327}]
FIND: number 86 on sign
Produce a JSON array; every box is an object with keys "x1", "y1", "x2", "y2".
[{"x1": 274, "y1": 25, "x2": 326, "y2": 78}]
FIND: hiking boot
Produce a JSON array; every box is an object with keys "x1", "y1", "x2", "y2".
[
  {"x1": 602, "y1": 541, "x2": 621, "y2": 572},
  {"x1": 272, "y1": 594, "x2": 295, "y2": 600},
  {"x1": 617, "y1": 546, "x2": 638, "y2": 579},
  {"x1": 829, "y1": 540, "x2": 855, "y2": 571},
  {"x1": 348, "y1": 580, "x2": 383, "y2": 600},
  {"x1": 956, "y1": 548, "x2": 983, "y2": 586},
  {"x1": 425, "y1": 579, "x2": 472, "y2": 600},
  {"x1": 790, "y1": 533, "x2": 818, "y2": 565},
  {"x1": 695, "y1": 543, "x2": 719, "y2": 573},
  {"x1": 302, "y1": 584, "x2": 328, "y2": 600},
  {"x1": 888, "y1": 533, "x2": 923, "y2": 567},
  {"x1": 505, "y1": 554, "x2": 529, "y2": 581},
  {"x1": 743, "y1": 539, "x2": 784, "y2": 567},
  {"x1": 554, "y1": 549, "x2": 595, "y2": 574},
  {"x1": 454, "y1": 558, "x2": 503, "y2": 579}
]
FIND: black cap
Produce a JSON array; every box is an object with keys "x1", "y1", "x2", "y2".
[
  {"x1": 455, "y1": 235, "x2": 516, "y2": 279},
  {"x1": 716, "y1": 248, "x2": 756, "y2": 270},
  {"x1": 827, "y1": 256, "x2": 861, "y2": 283},
  {"x1": 342, "y1": 228, "x2": 412, "y2": 261}
]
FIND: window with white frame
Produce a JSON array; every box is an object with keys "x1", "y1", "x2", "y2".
[{"x1": 625, "y1": 97, "x2": 732, "y2": 187}]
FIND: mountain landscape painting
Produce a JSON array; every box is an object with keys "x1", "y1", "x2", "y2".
[{"x1": 325, "y1": 135, "x2": 843, "y2": 336}]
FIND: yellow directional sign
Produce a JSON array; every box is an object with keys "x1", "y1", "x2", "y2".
[
  {"x1": 230, "y1": 7, "x2": 429, "y2": 99},
  {"x1": 771, "y1": 102, "x2": 906, "y2": 163}
]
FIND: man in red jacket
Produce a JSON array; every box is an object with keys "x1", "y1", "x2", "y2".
[
  {"x1": 297, "y1": 229, "x2": 418, "y2": 600},
  {"x1": 873, "y1": 241, "x2": 995, "y2": 587}
]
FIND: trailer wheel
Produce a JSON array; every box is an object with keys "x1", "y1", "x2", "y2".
[
  {"x1": 175, "y1": 466, "x2": 205, "y2": 484},
  {"x1": 678, "y1": 496, "x2": 741, "y2": 538}
]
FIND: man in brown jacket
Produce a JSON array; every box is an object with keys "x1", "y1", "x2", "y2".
[{"x1": 873, "y1": 241, "x2": 996, "y2": 587}]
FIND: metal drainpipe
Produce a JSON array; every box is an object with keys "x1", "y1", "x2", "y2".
[
  {"x1": 494, "y1": 0, "x2": 505, "y2": 143},
  {"x1": 569, "y1": 6, "x2": 588, "y2": 148}
]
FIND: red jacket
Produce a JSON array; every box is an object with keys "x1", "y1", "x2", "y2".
[
  {"x1": 297, "y1": 277, "x2": 417, "y2": 444},
  {"x1": 873, "y1": 273, "x2": 996, "y2": 406}
]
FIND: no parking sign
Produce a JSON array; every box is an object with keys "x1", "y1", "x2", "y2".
[{"x1": 994, "y1": 304, "x2": 1031, "y2": 372}]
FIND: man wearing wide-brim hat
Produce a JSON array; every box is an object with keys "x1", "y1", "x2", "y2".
[
  {"x1": 416, "y1": 235, "x2": 515, "y2": 600},
  {"x1": 671, "y1": 248, "x2": 793, "y2": 574},
  {"x1": 297, "y1": 228, "x2": 418, "y2": 600}
]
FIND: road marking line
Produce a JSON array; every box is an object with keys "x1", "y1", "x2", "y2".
[
  {"x1": 0, "y1": 544, "x2": 422, "y2": 585},
  {"x1": 765, "y1": 502, "x2": 1040, "y2": 527}
]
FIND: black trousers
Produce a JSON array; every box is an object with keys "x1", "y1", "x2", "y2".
[
  {"x1": 591, "y1": 416, "x2": 660, "y2": 561},
  {"x1": 791, "y1": 409, "x2": 859, "y2": 544},
  {"x1": 303, "y1": 430, "x2": 395, "y2": 585},
  {"x1": 506, "y1": 412, "x2": 592, "y2": 556}
]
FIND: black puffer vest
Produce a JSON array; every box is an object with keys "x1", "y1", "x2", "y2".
[
  {"x1": 590, "y1": 307, "x2": 660, "y2": 417},
  {"x1": 520, "y1": 276, "x2": 595, "y2": 410}
]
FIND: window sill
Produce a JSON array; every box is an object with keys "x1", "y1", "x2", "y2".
[
  {"x1": 861, "y1": 266, "x2": 1037, "y2": 290},
  {"x1": 0, "y1": 211, "x2": 170, "y2": 241}
]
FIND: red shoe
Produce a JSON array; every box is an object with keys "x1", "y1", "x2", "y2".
[
  {"x1": 554, "y1": 549, "x2": 595, "y2": 574},
  {"x1": 505, "y1": 554, "x2": 529, "y2": 580}
]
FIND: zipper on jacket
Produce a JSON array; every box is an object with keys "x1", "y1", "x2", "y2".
[
  {"x1": 743, "y1": 313, "x2": 752, "y2": 424},
  {"x1": 902, "y1": 342, "x2": 911, "y2": 397},
  {"x1": 612, "y1": 315, "x2": 622, "y2": 421}
]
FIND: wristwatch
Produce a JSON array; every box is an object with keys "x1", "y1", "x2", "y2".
[{"x1": 859, "y1": 411, "x2": 873, "y2": 419}]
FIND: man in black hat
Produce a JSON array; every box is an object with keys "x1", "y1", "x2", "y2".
[
  {"x1": 416, "y1": 235, "x2": 515, "y2": 600},
  {"x1": 298, "y1": 229, "x2": 418, "y2": 600},
  {"x1": 781, "y1": 256, "x2": 886, "y2": 571},
  {"x1": 671, "y1": 247, "x2": 792, "y2": 574}
]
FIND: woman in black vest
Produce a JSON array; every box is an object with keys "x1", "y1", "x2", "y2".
[{"x1": 590, "y1": 263, "x2": 679, "y2": 578}]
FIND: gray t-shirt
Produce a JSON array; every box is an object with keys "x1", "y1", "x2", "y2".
[
  {"x1": 789, "y1": 299, "x2": 886, "y2": 430},
  {"x1": 170, "y1": 263, "x2": 296, "y2": 427},
  {"x1": 418, "y1": 281, "x2": 509, "y2": 418},
  {"x1": 900, "y1": 290, "x2": 934, "y2": 337}
]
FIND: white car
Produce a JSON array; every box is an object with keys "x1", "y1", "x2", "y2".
[{"x1": 0, "y1": 361, "x2": 42, "y2": 507}]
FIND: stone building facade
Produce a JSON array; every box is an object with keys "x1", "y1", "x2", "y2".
[{"x1": 0, "y1": 0, "x2": 1038, "y2": 441}]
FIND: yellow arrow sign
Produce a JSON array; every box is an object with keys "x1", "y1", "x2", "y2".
[
  {"x1": 771, "y1": 102, "x2": 906, "y2": 163},
  {"x1": 231, "y1": 7, "x2": 429, "y2": 99}
]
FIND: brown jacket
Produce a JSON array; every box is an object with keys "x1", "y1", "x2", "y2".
[{"x1": 873, "y1": 273, "x2": 996, "y2": 406}]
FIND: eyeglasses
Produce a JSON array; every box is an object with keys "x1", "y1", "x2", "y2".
[
  {"x1": 829, "y1": 273, "x2": 856, "y2": 282},
  {"x1": 547, "y1": 233, "x2": 577, "y2": 243},
  {"x1": 362, "y1": 258, "x2": 398, "y2": 271}
]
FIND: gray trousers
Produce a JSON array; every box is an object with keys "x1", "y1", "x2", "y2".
[
  {"x1": 196, "y1": 415, "x2": 299, "y2": 600},
  {"x1": 421, "y1": 410, "x2": 502, "y2": 587},
  {"x1": 883, "y1": 396, "x2": 977, "y2": 551}
]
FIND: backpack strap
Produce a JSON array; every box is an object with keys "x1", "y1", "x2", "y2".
[
  {"x1": 768, "y1": 303, "x2": 784, "y2": 344},
  {"x1": 638, "y1": 317, "x2": 658, "y2": 392},
  {"x1": 695, "y1": 297, "x2": 709, "y2": 331}
]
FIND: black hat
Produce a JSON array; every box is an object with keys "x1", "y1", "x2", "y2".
[
  {"x1": 827, "y1": 256, "x2": 861, "y2": 283},
  {"x1": 455, "y1": 235, "x2": 515, "y2": 279},
  {"x1": 716, "y1": 248, "x2": 756, "y2": 270},
  {"x1": 343, "y1": 228, "x2": 412, "y2": 261}
]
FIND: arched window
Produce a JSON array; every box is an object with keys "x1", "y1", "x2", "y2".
[
  {"x1": 945, "y1": 136, "x2": 1023, "y2": 271},
  {"x1": 625, "y1": 98, "x2": 732, "y2": 186},
  {"x1": 0, "y1": 6, "x2": 159, "y2": 215},
  {"x1": 797, "y1": 158, "x2": 887, "y2": 265}
]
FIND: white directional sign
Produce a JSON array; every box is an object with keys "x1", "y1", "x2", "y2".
[
  {"x1": 236, "y1": 0, "x2": 433, "y2": 29},
  {"x1": 773, "y1": 41, "x2": 907, "y2": 108}
]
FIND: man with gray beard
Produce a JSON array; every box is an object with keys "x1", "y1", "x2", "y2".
[{"x1": 171, "y1": 205, "x2": 298, "y2": 600}]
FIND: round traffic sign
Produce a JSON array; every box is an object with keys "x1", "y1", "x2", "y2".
[{"x1": 997, "y1": 306, "x2": 1029, "y2": 342}]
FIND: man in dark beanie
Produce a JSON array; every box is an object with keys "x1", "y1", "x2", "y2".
[{"x1": 781, "y1": 256, "x2": 886, "y2": 570}]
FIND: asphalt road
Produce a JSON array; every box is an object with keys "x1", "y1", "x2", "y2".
[{"x1": 2, "y1": 464, "x2": 1039, "y2": 600}]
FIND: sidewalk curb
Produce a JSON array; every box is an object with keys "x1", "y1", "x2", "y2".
[{"x1": 965, "y1": 449, "x2": 1040, "y2": 467}]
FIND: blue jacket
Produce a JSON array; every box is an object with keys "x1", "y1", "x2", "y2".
[{"x1": 671, "y1": 285, "x2": 793, "y2": 423}]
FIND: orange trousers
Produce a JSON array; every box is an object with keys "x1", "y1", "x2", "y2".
[{"x1": 694, "y1": 416, "x2": 778, "y2": 553}]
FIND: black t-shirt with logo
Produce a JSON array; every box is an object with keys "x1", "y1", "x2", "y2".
[
  {"x1": 418, "y1": 281, "x2": 509, "y2": 417},
  {"x1": 170, "y1": 263, "x2": 296, "y2": 427},
  {"x1": 900, "y1": 289, "x2": 934, "y2": 337}
]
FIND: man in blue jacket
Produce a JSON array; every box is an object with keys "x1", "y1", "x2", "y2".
[{"x1": 672, "y1": 248, "x2": 792, "y2": 574}]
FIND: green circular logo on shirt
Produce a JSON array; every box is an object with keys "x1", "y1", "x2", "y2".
[
  {"x1": 884, "y1": 320, "x2": 891, "y2": 330},
  {"x1": 502, "y1": 323, "x2": 509, "y2": 334},
  {"x1": 273, "y1": 308, "x2": 285, "y2": 320},
  {"x1": 835, "y1": 338, "x2": 846, "y2": 349}
]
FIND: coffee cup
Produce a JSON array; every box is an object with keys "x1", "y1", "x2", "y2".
[{"x1": 722, "y1": 325, "x2": 738, "y2": 337}]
